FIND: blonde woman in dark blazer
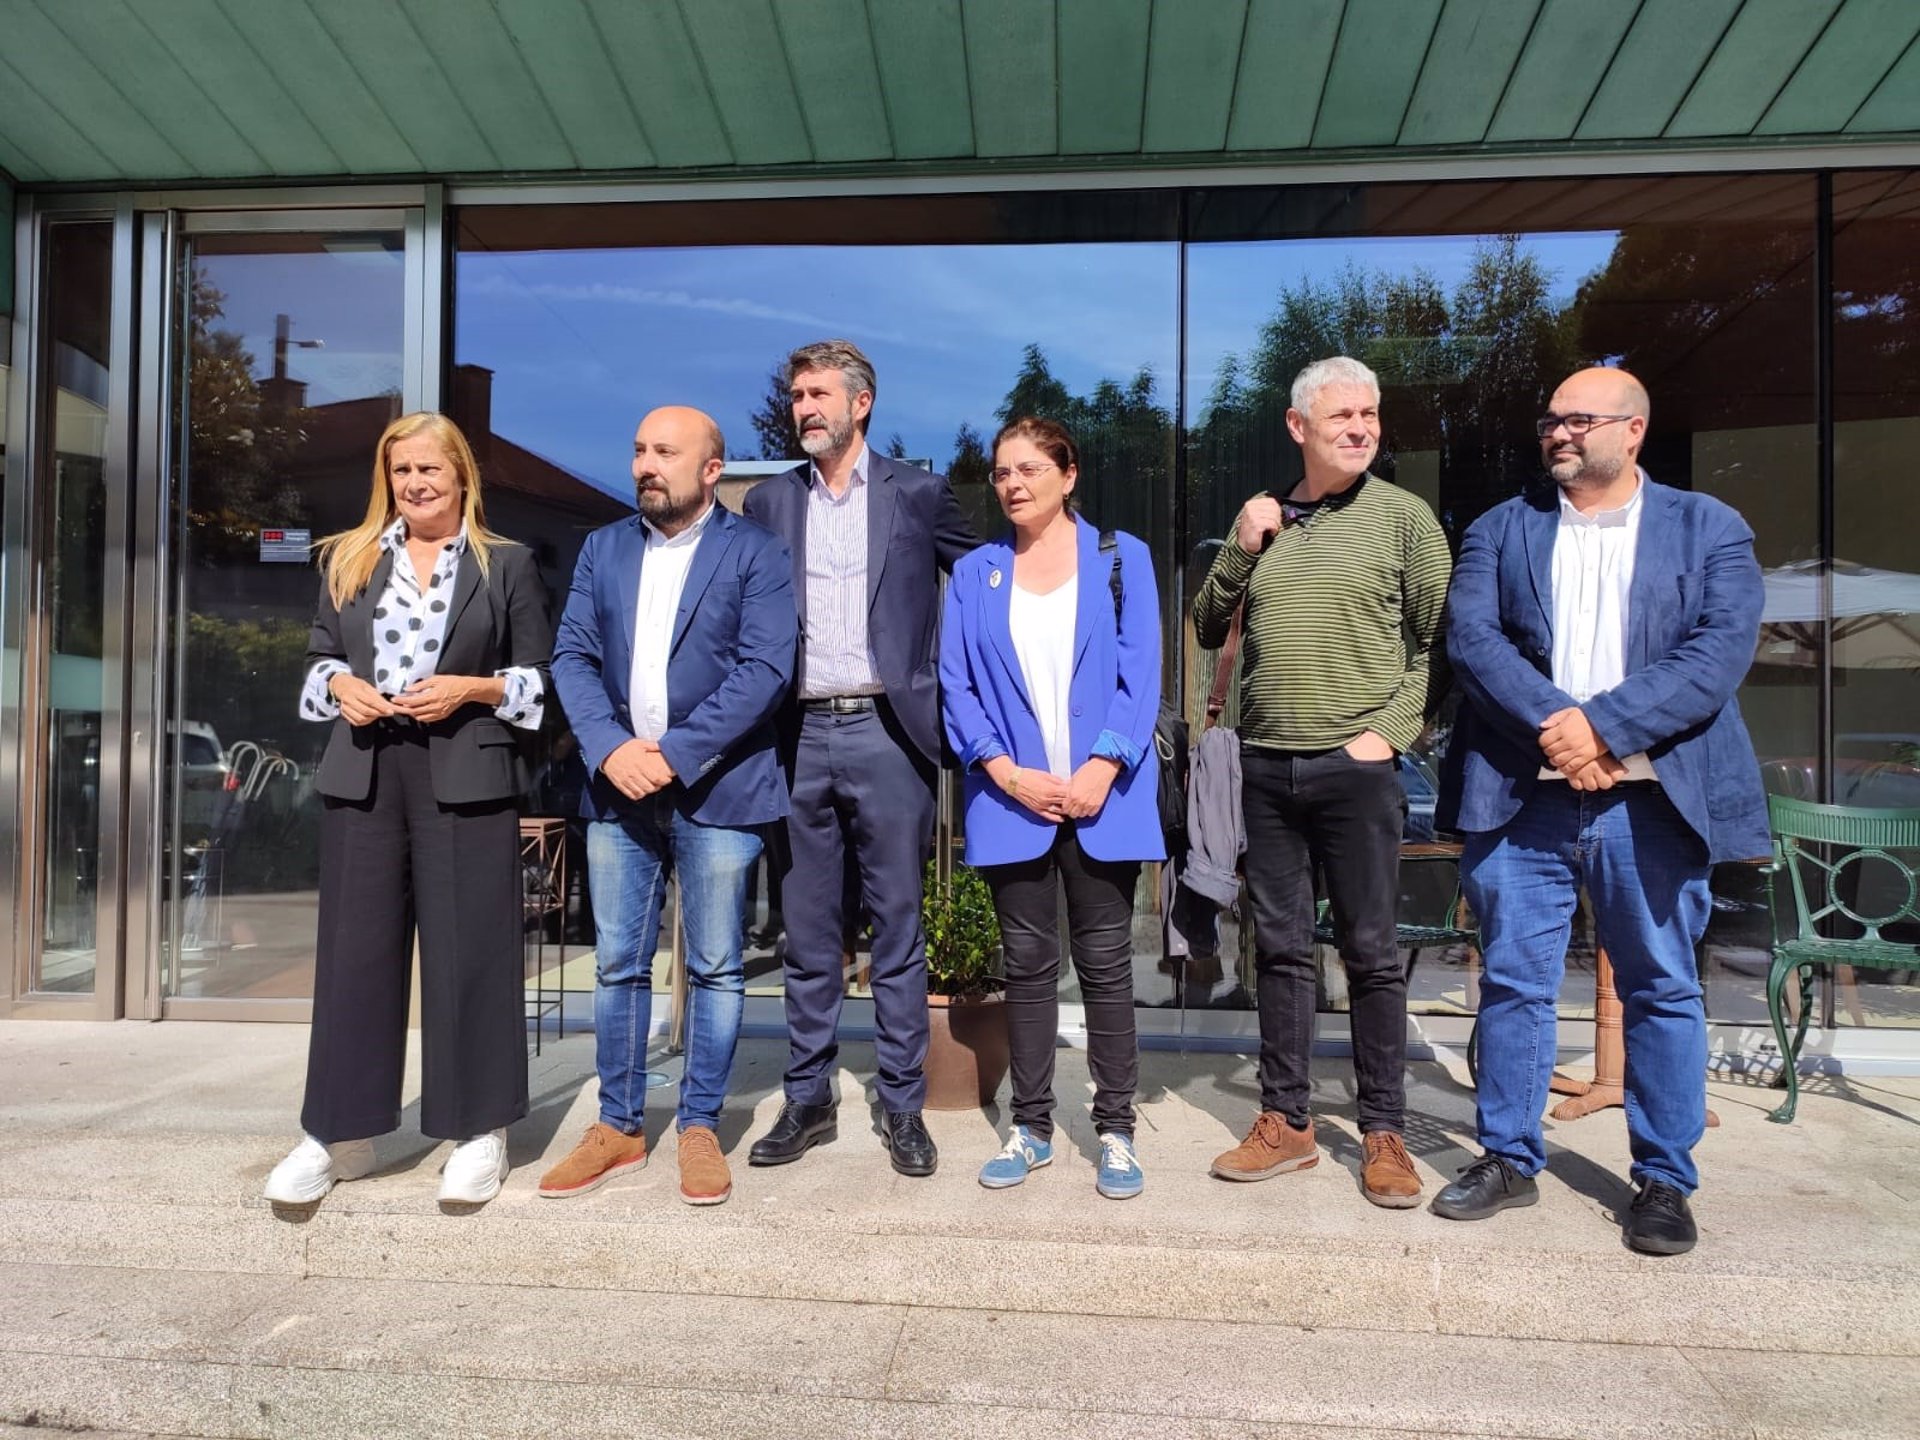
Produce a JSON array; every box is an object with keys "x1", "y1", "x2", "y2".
[{"x1": 263, "y1": 412, "x2": 551, "y2": 1207}]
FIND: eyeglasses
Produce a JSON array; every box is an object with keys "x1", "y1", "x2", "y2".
[
  {"x1": 989, "y1": 460, "x2": 1057, "y2": 485},
  {"x1": 1535, "y1": 413, "x2": 1634, "y2": 439}
]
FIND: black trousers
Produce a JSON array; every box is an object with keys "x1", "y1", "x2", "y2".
[
  {"x1": 983, "y1": 826, "x2": 1142, "y2": 1139},
  {"x1": 1240, "y1": 742, "x2": 1407, "y2": 1132},
  {"x1": 301, "y1": 726, "x2": 528, "y2": 1143}
]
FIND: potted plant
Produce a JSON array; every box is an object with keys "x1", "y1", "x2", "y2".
[{"x1": 921, "y1": 860, "x2": 1010, "y2": 1110}]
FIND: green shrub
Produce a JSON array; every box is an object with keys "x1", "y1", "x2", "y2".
[{"x1": 922, "y1": 861, "x2": 1003, "y2": 998}]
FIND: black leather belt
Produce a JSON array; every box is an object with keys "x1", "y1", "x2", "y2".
[{"x1": 801, "y1": 695, "x2": 879, "y2": 714}]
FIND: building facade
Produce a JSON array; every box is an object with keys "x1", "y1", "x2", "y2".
[{"x1": 2, "y1": 2, "x2": 1916, "y2": 1067}]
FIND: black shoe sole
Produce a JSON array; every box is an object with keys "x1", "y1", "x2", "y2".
[
  {"x1": 1430, "y1": 1185, "x2": 1540, "y2": 1221},
  {"x1": 746, "y1": 1124, "x2": 836, "y2": 1167},
  {"x1": 1625, "y1": 1227, "x2": 1696, "y2": 1256},
  {"x1": 883, "y1": 1138, "x2": 938, "y2": 1177}
]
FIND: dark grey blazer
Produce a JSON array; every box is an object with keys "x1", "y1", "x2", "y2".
[{"x1": 307, "y1": 541, "x2": 553, "y2": 805}]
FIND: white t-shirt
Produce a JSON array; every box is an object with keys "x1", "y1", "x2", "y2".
[{"x1": 1009, "y1": 578, "x2": 1077, "y2": 779}]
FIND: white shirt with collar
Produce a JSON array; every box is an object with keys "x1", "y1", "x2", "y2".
[
  {"x1": 627, "y1": 500, "x2": 717, "y2": 743},
  {"x1": 800, "y1": 442, "x2": 883, "y2": 700},
  {"x1": 1540, "y1": 471, "x2": 1656, "y2": 783}
]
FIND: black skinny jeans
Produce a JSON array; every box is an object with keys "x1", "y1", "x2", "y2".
[
  {"x1": 982, "y1": 825, "x2": 1141, "y2": 1140},
  {"x1": 1240, "y1": 741, "x2": 1407, "y2": 1133}
]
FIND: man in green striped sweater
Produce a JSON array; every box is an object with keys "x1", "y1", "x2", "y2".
[{"x1": 1194, "y1": 355, "x2": 1452, "y2": 1209}]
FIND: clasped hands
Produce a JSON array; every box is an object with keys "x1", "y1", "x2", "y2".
[
  {"x1": 602, "y1": 737, "x2": 677, "y2": 800},
  {"x1": 985, "y1": 755, "x2": 1121, "y2": 824},
  {"x1": 1539, "y1": 706, "x2": 1628, "y2": 791},
  {"x1": 331, "y1": 671, "x2": 488, "y2": 727}
]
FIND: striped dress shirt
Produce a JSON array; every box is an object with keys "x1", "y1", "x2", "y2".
[{"x1": 799, "y1": 444, "x2": 883, "y2": 699}]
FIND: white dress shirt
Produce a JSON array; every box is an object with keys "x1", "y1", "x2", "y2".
[
  {"x1": 799, "y1": 443, "x2": 883, "y2": 699},
  {"x1": 1009, "y1": 578, "x2": 1077, "y2": 779},
  {"x1": 1540, "y1": 474, "x2": 1655, "y2": 783},
  {"x1": 300, "y1": 520, "x2": 543, "y2": 728},
  {"x1": 627, "y1": 501, "x2": 717, "y2": 742}
]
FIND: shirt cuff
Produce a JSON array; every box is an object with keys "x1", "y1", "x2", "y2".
[
  {"x1": 965, "y1": 736, "x2": 1008, "y2": 769},
  {"x1": 494, "y1": 666, "x2": 544, "y2": 730},
  {"x1": 1091, "y1": 728, "x2": 1143, "y2": 769},
  {"x1": 299, "y1": 661, "x2": 348, "y2": 721}
]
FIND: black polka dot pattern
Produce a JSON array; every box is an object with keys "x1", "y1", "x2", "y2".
[{"x1": 295, "y1": 519, "x2": 544, "y2": 732}]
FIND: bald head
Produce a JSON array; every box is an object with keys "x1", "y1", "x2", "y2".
[
  {"x1": 1542, "y1": 366, "x2": 1650, "y2": 498},
  {"x1": 1555, "y1": 366, "x2": 1649, "y2": 427},
  {"x1": 633, "y1": 405, "x2": 725, "y2": 535}
]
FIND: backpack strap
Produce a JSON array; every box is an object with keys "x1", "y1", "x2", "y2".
[
  {"x1": 1099, "y1": 529, "x2": 1123, "y2": 627},
  {"x1": 1205, "y1": 603, "x2": 1244, "y2": 728}
]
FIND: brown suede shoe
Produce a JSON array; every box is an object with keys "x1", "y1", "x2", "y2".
[
  {"x1": 677, "y1": 1125, "x2": 732, "y2": 1206},
  {"x1": 1361, "y1": 1130, "x2": 1422, "y2": 1209},
  {"x1": 1210, "y1": 1112, "x2": 1318, "y2": 1181},
  {"x1": 537, "y1": 1122, "x2": 648, "y2": 1199}
]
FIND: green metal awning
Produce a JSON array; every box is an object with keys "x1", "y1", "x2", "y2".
[{"x1": 0, "y1": 0, "x2": 1914, "y2": 190}]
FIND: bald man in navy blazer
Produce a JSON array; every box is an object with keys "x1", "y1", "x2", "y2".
[{"x1": 743, "y1": 339, "x2": 980, "y2": 1176}]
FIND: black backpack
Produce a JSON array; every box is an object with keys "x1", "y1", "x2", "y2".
[{"x1": 1100, "y1": 531, "x2": 1190, "y2": 857}]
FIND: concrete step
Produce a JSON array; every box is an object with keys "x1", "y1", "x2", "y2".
[{"x1": 3, "y1": 1261, "x2": 1915, "y2": 1440}]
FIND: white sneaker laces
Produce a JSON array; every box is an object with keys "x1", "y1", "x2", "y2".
[
  {"x1": 997, "y1": 1129, "x2": 1035, "y2": 1162},
  {"x1": 1100, "y1": 1134, "x2": 1137, "y2": 1173}
]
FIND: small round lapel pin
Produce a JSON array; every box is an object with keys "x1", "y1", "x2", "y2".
[{"x1": 989, "y1": 569, "x2": 1003, "y2": 588}]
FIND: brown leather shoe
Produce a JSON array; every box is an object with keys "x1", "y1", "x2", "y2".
[
  {"x1": 1361, "y1": 1130, "x2": 1422, "y2": 1209},
  {"x1": 537, "y1": 1122, "x2": 647, "y2": 1199},
  {"x1": 1210, "y1": 1112, "x2": 1318, "y2": 1181},
  {"x1": 677, "y1": 1125, "x2": 732, "y2": 1206}
]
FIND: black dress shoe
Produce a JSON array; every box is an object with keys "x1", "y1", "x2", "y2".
[
  {"x1": 1430, "y1": 1154, "x2": 1539, "y2": 1221},
  {"x1": 747, "y1": 1101, "x2": 837, "y2": 1166},
  {"x1": 882, "y1": 1111, "x2": 938, "y2": 1177},
  {"x1": 1624, "y1": 1177, "x2": 1697, "y2": 1255}
]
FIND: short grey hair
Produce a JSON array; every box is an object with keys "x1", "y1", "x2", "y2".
[
  {"x1": 785, "y1": 339, "x2": 877, "y2": 421},
  {"x1": 1291, "y1": 355, "x2": 1381, "y2": 415}
]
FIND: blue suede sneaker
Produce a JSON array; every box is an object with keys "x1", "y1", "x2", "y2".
[
  {"x1": 978, "y1": 1125, "x2": 1052, "y2": 1189},
  {"x1": 1095, "y1": 1132, "x2": 1144, "y2": 1200}
]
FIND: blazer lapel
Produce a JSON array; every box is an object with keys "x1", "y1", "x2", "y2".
[
  {"x1": 1521, "y1": 492, "x2": 1557, "y2": 635},
  {"x1": 1626, "y1": 477, "x2": 1674, "y2": 670},
  {"x1": 1071, "y1": 517, "x2": 1105, "y2": 670},
  {"x1": 345, "y1": 551, "x2": 396, "y2": 676},
  {"x1": 865, "y1": 454, "x2": 897, "y2": 614},
  {"x1": 670, "y1": 507, "x2": 735, "y2": 655},
  {"x1": 443, "y1": 545, "x2": 485, "y2": 647},
  {"x1": 772, "y1": 468, "x2": 809, "y2": 627},
  {"x1": 979, "y1": 539, "x2": 1035, "y2": 715}
]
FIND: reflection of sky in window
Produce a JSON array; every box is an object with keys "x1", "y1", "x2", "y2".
[
  {"x1": 192, "y1": 243, "x2": 405, "y2": 408},
  {"x1": 1185, "y1": 232, "x2": 1620, "y2": 408},
  {"x1": 458, "y1": 245, "x2": 1180, "y2": 497}
]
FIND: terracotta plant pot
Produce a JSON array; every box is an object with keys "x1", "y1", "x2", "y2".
[{"x1": 924, "y1": 991, "x2": 1010, "y2": 1110}]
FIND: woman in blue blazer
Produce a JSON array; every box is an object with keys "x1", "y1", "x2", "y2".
[{"x1": 940, "y1": 417, "x2": 1164, "y2": 1199}]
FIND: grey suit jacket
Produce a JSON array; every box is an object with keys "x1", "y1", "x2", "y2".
[{"x1": 307, "y1": 541, "x2": 553, "y2": 805}]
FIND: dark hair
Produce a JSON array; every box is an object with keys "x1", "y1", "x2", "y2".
[
  {"x1": 991, "y1": 416, "x2": 1078, "y2": 474},
  {"x1": 784, "y1": 338, "x2": 877, "y2": 423}
]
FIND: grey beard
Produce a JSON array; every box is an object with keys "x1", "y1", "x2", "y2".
[{"x1": 1551, "y1": 452, "x2": 1624, "y2": 490}]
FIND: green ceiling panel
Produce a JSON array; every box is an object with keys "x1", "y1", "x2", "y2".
[
  {"x1": 1225, "y1": 0, "x2": 1343, "y2": 151},
  {"x1": 492, "y1": 0, "x2": 655, "y2": 172},
  {"x1": 219, "y1": 0, "x2": 422, "y2": 175},
  {"x1": 866, "y1": 0, "x2": 974, "y2": 159},
  {"x1": 678, "y1": 0, "x2": 813, "y2": 166},
  {"x1": 964, "y1": 0, "x2": 1058, "y2": 158},
  {"x1": 1399, "y1": 0, "x2": 1542, "y2": 146},
  {"x1": 1668, "y1": 0, "x2": 1843, "y2": 137},
  {"x1": 0, "y1": 0, "x2": 187, "y2": 178},
  {"x1": 40, "y1": 0, "x2": 269, "y2": 178},
  {"x1": 1577, "y1": 0, "x2": 1743, "y2": 141},
  {"x1": 1757, "y1": 0, "x2": 1920, "y2": 136},
  {"x1": 1141, "y1": 0, "x2": 1247, "y2": 154},
  {"x1": 1486, "y1": 0, "x2": 1639, "y2": 143},
  {"x1": 1315, "y1": 0, "x2": 1444, "y2": 149},
  {"x1": 1058, "y1": 0, "x2": 1152, "y2": 155},
  {"x1": 399, "y1": 0, "x2": 575, "y2": 170},
  {"x1": 583, "y1": 0, "x2": 733, "y2": 169},
  {"x1": 132, "y1": 0, "x2": 348, "y2": 176},
  {"x1": 307, "y1": 0, "x2": 501, "y2": 172},
  {"x1": 774, "y1": 0, "x2": 896, "y2": 164},
  {"x1": 1849, "y1": 35, "x2": 1920, "y2": 134},
  {"x1": 0, "y1": 52, "x2": 115, "y2": 181}
]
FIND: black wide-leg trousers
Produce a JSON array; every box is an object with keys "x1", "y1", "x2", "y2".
[{"x1": 301, "y1": 726, "x2": 528, "y2": 1143}]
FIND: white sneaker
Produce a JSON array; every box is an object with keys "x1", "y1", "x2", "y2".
[
  {"x1": 439, "y1": 1129, "x2": 509, "y2": 1204},
  {"x1": 263, "y1": 1134, "x2": 376, "y2": 1204}
]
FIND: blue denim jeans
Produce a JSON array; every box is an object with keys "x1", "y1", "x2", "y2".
[
  {"x1": 1461, "y1": 783, "x2": 1712, "y2": 1193},
  {"x1": 588, "y1": 801, "x2": 764, "y2": 1134}
]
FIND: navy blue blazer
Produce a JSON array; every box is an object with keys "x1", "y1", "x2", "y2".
[
  {"x1": 743, "y1": 453, "x2": 979, "y2": 766},
  {"x1": 551, "y1": 505, "x2": 796, "y2": 828},
  {"x1": 1437, "y1": 478, "x2": 1771, "y2": 863},
  {"x1": 941, "y1": 520, "x2": 1165, "y2": 866}
]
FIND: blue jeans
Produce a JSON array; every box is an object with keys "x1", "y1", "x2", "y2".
[
  {"x1": 1461, "y1": 783, "x2": 1712, "y2": 1193},
  {"x1": 588, "y1": 801, "x2": 764, "y2": 1134}
]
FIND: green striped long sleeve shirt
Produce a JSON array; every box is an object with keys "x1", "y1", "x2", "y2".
[{"x1": 1192, "y1": 475, "x2": 1452, "y2": 754}]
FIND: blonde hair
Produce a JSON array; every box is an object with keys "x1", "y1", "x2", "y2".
[{"x1": 314, "y1": 412, "x2": 505, "y2": 609}]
